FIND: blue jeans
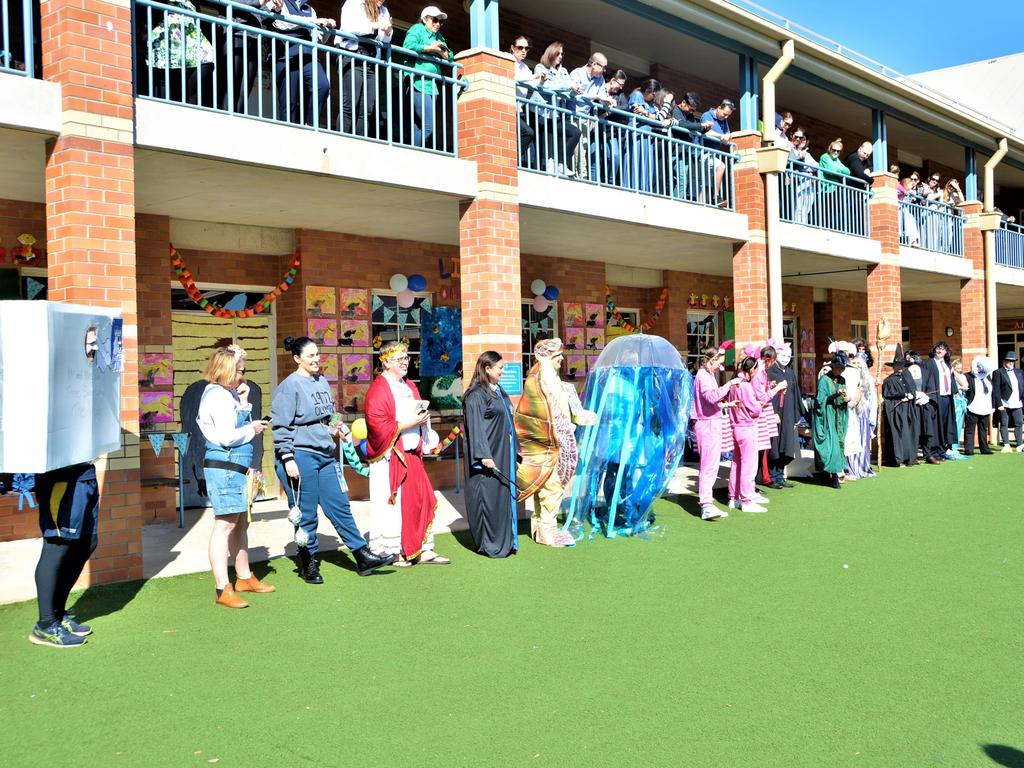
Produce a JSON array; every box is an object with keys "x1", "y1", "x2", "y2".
[
  {"x1": 276, "y1": 449, "x2": 366, "y2": 556},
  {"x1": 412, "y1": 88, "x2": 435, "y2": 149},
  {"x1": 276, "y1": 50, "x2": 330, "y2": 126}
]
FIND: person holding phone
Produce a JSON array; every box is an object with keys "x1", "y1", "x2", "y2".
[
  {"x1": 365, "y1": 341, "x2": 449, "y2": 566},
  {"x1": 197, "y1": 345, "x2": 272, "y2": 608},
  {"x1": 402, "y1": 6, "x2": 453, "y2": 150}
]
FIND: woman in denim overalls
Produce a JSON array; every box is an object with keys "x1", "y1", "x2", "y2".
[{"x1": 197, "y1": 346, "x2": 272, "y2": 609}]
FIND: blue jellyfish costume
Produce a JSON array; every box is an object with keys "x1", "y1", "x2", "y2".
[{"x1": 564, "y1": 334, "x2": 694, "y2": 538}]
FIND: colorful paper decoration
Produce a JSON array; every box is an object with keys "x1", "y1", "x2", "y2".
[
  {"x1": 171, "y1": 432, "x2": 190, "y2": 455},
  {"x1": 407, "y1": 274, "x2": 427, "y2": 292},
  {"x1": 319, "y1": 353, "x2": 339, "y2": 381},
  {"x1": 12, "y1": 233, "x2": 42, "y2": 264},
  {"x1": 140, "y1": 392, "x2": 174, "y2": 428},
  {"x1": 389, "y1": 273, "x2": 408, "y2": 291},
  {"x1": 585, "y1": 327, "x2": 606, "y2": 350},
  {"x1": 564, "y1": 327, "x2": 584, "y2": 350},
  {"x1": 421, "y1": 306, "x2": 462, "y2": 377},
  {"x1": 147, "y1": 433, "x2": 166, "y2": 457},
  {"x1": 25, "y1": 276, "x2": 45, "y2": 300},
  {"x1": 139, "y1": 352, "x2": 173, "y2": 388},
  {"x1": 605, "y1": 286, "x2": 669, "y2": 333},
  {"x1": 341, "y1": 353, "x2": 371, "y2": 382},
  {"x1": 585, "y1": 303, "x2": 605, "y2": 327},
  {"x1": 563, "y1": 303, "x2": 583, "y2": 327},
  {"x1": 171, "y1": 244, "x2": 299, "y2": 317},
  {"x1": 341, "y1": 382, "x2": 370, "y2": 413},
  {"x1": 565, "y1": 354, "x2": 586, "y2": 380},
  {"x1": 305, "y1": 286, "x2": 336, "y2": 316}
]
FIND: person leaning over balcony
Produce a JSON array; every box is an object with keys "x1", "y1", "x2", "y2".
[
  {"x1": 511, "y1": 35, "x2": 542, "y2": 168},
  {"x1": 627, "y1": 78, "x2": 662, "y2": 193},
  {"x1": 402, "y1": 6, "x2": 453, "y2": 150},
  {"x1": 788, "y1": 127, "x2": 817, "y2": 225},
  {"x1": 816, "y1": 138, "x2": 851, "y2": 226},
  {"x1": 532, "y1": 41, "x2": 583, "y2": 176},
  {"x1": 216, "y1": 0, "x2": 283, "y2": 116},
  {"x1": 338, "y1": 0, "x2": 393, "y2": 137},
  {"x1": 272, "y1": 0, "x2": 336, "y2": 126},
  {"x1": 894, "y1": 166, "x2": 921, "y2": 247},
  {"x1": 592, "y1": 69, "x2": 629, "y2": 185},
  {"x1": 146, "y1": 0, "x2": 216, "y2": 107},
  {"x1": 668, "y1": 91, "x2": 711, "y2": 202},
  {"x1": 921, "y1": 172, "x2": 945, "y2": 249},
  {"x1": 699, "y1": 99, "x2": 734, "y2": 206},
  {"x1": 197, "y1": 345, "x2": 273, "y2": 609},
  {"x1": 845, "y1": 141, "x2": 874, "y2": 185},
  {"x1": 773, "y1": 111, "x2": 794, "y2": 150},
  {"x1": 993, "y1": 350, "x2": 1024, "y2": 451},
  {"x1": 570, "y1": 52, "x2": 614, "y2": 181}
]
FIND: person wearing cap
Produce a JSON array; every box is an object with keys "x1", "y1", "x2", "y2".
[
  {"x1": 993, "y1": 350, "x2": 1024, "y2": 451},
  {"x1": 814, "y1": 351, "x2": 849, "y2": 488},
  {"x1": 402, "y1": 6, "x2": 453, "y2": 150},
  {"x1": 882, "y1": 346, "x2": 917, "y2": 467},
  {"x1": 963, "y1": 355, "x2": 995, "y2": 455}
]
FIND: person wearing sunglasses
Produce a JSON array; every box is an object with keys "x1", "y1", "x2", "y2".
[
  {"x1": 402, "y1": 6, "x2": 454, "y2": 150},
  {"x1": 511, "y1": 35, "x2": 543, "y2": 168},
  {"x1": 788, "y1": 127, "x2": 817, "y2": 225},
  {"x1": 816, "y1": 138, "x2": 852, "y2": 223}
]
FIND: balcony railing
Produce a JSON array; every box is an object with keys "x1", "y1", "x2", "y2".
[
  {"x1": 779, "y1": 159, "x2": 870, "y2": 237},
  {"x1": 898, "y1": 196, "x2": 965, "y2": 257},
  {"x1": 0, "y1": 0, "x2": 35, "y2": 76},
  {"x1": 995, "y1": 221, "x2": 1024, "y2": 270},
  {"x1": 515, "y1": 87, "x2": 737, "y2": 210},
  {"x1": 134, "y1": 0, "x2": 465, "y2": 155}
]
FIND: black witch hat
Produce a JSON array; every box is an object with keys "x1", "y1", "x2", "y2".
[{"x1": 884, "y1": 342, "x2": 906, "y2": 367}]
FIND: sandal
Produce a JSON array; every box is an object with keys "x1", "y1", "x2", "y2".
[
  {"x1": 391, "y1": 557, "x2": 413, "y2": 568},
  {"x1": 417, "y1": 552, "x2": 451, "y2": 565}
]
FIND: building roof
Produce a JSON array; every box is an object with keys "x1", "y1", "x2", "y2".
[{"x1": 910, "y1": 52, "x2": 1024, "y2": 133}]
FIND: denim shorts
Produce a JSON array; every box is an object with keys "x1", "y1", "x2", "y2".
[{"x1": 203, "y1": 445, "x2": 253, "y2": 517}]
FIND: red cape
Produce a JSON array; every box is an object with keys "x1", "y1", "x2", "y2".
[{"x1": 365, "y1": 376, "x2": 436, "y2": 559}]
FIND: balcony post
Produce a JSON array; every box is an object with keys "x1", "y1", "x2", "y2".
[
  {"x1": 960, "y1": 201, "x2": 987, "y2": 361},
  {"x1": 871, "y1": 109, "x2": 887, "y2": 174},
  {"x1": 39, "y1": 0, "x2": 142, "y2": 585},
  {"x1": 469, "y1": 0, "x2": 500, "y2": 50},
  {"x1": 738, "y1": 54, "x2": 759, "y2": 133},
  {"x1": 867, "y1": 172, "x2": 902, "y2": 369},
  {"x1": 731, "y1": 130, "x2": 770, "y2": 349},
  {"x1": 964, "y1": 147, "x2": 978, "y2": 201}
]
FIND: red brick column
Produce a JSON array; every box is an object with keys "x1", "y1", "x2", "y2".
[
  {"x1": 42, "y1": 0, "x2": 142, "y2": 584},
  {"x1": 455, "y1": 49, "x2": 522, "y2": 387},
  {"x1": 959, "y1": 201, "x2": 987, "y2": 361},
  {"x1": 867, "y1": 173, "x2": 902, "y2": 370},
  {"x1": 731, "y1": 131, "x2": 769, "y2": 350}
]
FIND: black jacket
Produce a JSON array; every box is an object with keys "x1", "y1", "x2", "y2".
[{"x1": 993, "y1": 366, "x2": 1024, "y2": 407}]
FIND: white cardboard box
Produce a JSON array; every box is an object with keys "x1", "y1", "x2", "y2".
[{"x1": 0, "y1": 301, "x2": 123, "y2": 473}]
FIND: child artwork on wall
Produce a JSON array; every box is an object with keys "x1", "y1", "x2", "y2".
[
  {"x1": 306, "y1": 286, "x2": 336, "y2": 317},
  {"x1": 139, "y1": 352, "x2": 173, "y2": 389},
  {"x1": 140, "y1": 392, "x2": 174, "y2": 429},
  {"x1": 337, "y1": 320, "x2": 369, "y2": 347},
  {"x1": 341, "y1": 382, "x2": 370, "y2": 414},
  {"x1": 319, "y1": 353, "x2": 339, "y2": 382},
  {"x1": 338, "y1": 288, "x2": 369, "y2": 318},
  {"x1": 564, "y1": 327, "x2": 584, "y2": 350},
  {"x1": 565, "y1": 354, "x2": 586, "y2": 380},
  {"x1": 563, "y1": 303, "x2": 583, "y2": 328},
  {"x1": 307, "y1": 317, "x2": 338, "y2": 346},
  {"x1": 585, "y1": 327, "x2": 606, "y2": 350},
  {"x1": 341, "y1": 353, "x2": 372, "y2": 382},
  {"x1": 584, "y1": 303, "x2": 605, "y2": 327}
]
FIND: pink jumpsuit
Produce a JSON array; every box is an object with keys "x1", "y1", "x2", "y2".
[
  {"x1": 692, "y1": 367, "x2": 733, "y2": 508},
  {"x1": 728, "y1": 379, "x2": 770, "y2": 504}
]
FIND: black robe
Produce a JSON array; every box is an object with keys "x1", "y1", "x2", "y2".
[
  {"x1": 921, "y1": 358, "x2": 959, "y2": 451},
  {"x1": 463, "y1": 385, "x2": 520, "y2": 558},
  {"x1": 767, "y1": 362, "x2": 802, "y2": 462},
  {"x1": 883, "y1": 371, "x2": 918, "y2": 465}
]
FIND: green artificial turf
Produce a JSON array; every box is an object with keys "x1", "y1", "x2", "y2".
[{"x1": 2, "y1": 457, "x2": 1024, "y2": 768}]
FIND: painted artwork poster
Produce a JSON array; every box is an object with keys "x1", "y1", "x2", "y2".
[
  {"x1": 584, "y1": 303, "x2": 605, "y2": 327},
  {"x1": 563, "y1": 303, "x2": 583, "y2": 328},
  {"x1": 139, "y1": 352, "x2": 173, "y2": 388},
  {"x1": 337, "y1": 320, "x2": 369, "y2": 347},
  {"x1": 585, "y1": 327, "x2": 606, "y2": 350},
  {"x1": 140, "y1": 391, "x2": 174, "y2": 429},
  {"x1": 305, "y1": 286, "x2": 336, "y2": 317},
  {"x1": 341, "y1": 353, "x2": 372, "y2": 382},
  {"x1": 307, "y1": 317, "x2": 338, "y2": 346},
  {"x1": 563, "y1": 327, "x2": 584, "y2": 350},
  {"x1": 420, "y1": 306, "x2": 462, "y2": 377},
  {"x1": 340, "y1": 382, "x2": 370, "y2": 414},
  {"x1": 565, "y1": 354, "x2": 586, "y2": 380},
  {"x1": 319, "y1": 353, "x2": 339, "y2": 382},
  {"x1": 338, "y1": 288, "x2": 369, "y2": 318}
]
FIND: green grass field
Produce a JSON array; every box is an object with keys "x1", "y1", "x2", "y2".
[{"x1": 2, "y1": 457, "x2": 1023, "y2": 768}]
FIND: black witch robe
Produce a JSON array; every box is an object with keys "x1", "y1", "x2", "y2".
[
  {"x1": 767, "y1": 362, "x2": 802, "y2": 463},
  {"x1": 883, "y1": 371, "x2": 918, "y2": 465},
  {"x1": 463, "y1": 384, "x2": 521, "y2": 558}
]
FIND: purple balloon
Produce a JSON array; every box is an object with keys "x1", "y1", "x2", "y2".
[
  {"x1": 543, "y1": 285, "x2": 560, "y2": 301},
  {"x1": 397, "y1": 288, "x2": 416, "y2": 308},
  {"x1": 407, "y1": 274, "x2": 427, "y2": 292},
  {"x1": 532, "y1": 295, "x2": 550, "y2": 312}
]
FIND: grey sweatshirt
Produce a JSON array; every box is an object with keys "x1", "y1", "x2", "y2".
[{"x1": 270, "y1": 372, "x2": 335, "y2": 460}]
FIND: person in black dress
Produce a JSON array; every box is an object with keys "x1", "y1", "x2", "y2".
[
  {"x1": 462, "y1": 351, "x2": 520, "y2": 557},
  {"x1": 766, "y1": 344, "x2": 802, "y2": 488},
  {"x1": 882, "y1": 345, "x2": 918, "y2": 467}
]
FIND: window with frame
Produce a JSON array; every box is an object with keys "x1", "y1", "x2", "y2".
[
  {"x1": 850, "y1": 320, "x2": 868, "y2": 340},
  {"x1": 607, "y1": 306, "x2": 639, "y2": 341},
  {"x1": 522, "y1": 300, "x2": 558, "y2": 371},
  {"x1": 686, "y1": 311, "x2": 718, "y2": 372},
  {"x1": 371, "y1": 291, "x2": 431, "y2": 384}
]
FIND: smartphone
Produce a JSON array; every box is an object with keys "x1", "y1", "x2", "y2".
[
  {"x1": 261, "y1": 416, "x2": 272, "y2": 423},
  {"x1": 416, "y1": 400, "x2": 430, "y2": 414}
]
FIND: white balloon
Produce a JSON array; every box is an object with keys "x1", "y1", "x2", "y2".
[
  {"x1": 389, "y1": 273, "x2": 408, "y2": 292},
  {"x1": 530, "y1": 279, "x2": 547, "y2": 296}
]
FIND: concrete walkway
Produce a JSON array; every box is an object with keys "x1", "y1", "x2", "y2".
[{"x1": 0, "y1": 453, "x2": 816, "y2": 605}]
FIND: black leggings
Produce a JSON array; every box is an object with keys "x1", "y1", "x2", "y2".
[{"x1": 34, "y1": 534, "x2": 98, "y2": 626}]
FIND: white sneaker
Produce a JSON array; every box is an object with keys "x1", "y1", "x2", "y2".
[
  {"x1": 701, "y1": 506, "x2": 723, "y2": 520},
  {"x1": 740, "y1": 502, "x2": 768, "y2": 513},
  {"x1": 545, "y1": 158, "x2": 555, "y2": 174},
  {"x1": 1016, "y1": 445, "x2": 1024, "y2": 453},
  {"x1": 753, "y1": 493, "x2": 771, "y2": 504},
  {"x1": 727, "y1": 498, "x2": 741, "y2": 509},
  {"x1": 1002, "y1": 445, "x2": 1012, "y2": 453}
]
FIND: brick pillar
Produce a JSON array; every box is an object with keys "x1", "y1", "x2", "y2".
[
  {"x1": 42, "y1": 0, "x2": 142, "y2": 584},
  {"x1": 960, "y1": 201, "x2": 987, "y2": 361},
  {"x1": 730, "y1": 131, "x2": 769, "y2": 350},
  {"x1": 455, "y1": 49, "x2": 522, "y2": 387},
  {"x1": 867, "y1": 173, "x2": 902, "y2": 371}
]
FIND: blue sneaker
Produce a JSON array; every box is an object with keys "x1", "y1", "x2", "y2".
[
  {"x1": 29, "y1": 621, "x2": 87, "y2": 648},
  {"x1": 61, "y1": 615, "x2": 92, "y2": 637}
]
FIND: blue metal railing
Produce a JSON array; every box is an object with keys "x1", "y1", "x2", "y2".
[
  {"x1": 995, "y1": 221, "x2": 1024, "y2": 270},
  {"x1": 898, "y1": 196, "x2": 965, "y2": 256},
  {"x1": 133, "y1": 0, "x2": 466, "y2": 155},
  {"x1": 0, "y1": 0, "x2": 35, "y2": 76},
  {"x1": 515, "y1": 87, "x2": 737, "y2": 210},
  {"x1": 779, "y1": 158, "x2": 870, "y2": 237}
]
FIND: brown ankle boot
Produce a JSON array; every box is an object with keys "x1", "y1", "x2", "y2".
[
  {"x1": 235, "y1": 575, "x2": 276, "y2": 594},
  {"x1": 215, "y1": 585, "x2": 249, "y2": 609}
]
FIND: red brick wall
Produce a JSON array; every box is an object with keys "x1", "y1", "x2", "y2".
[
  {"x1": 732, "y1": 133, "x2": 769, "y2": 348},
  {"x1": 902, "y1": 301, "x2": 962, "y2": 356},
  {"x1": 960, "y1": 202, "x2": 987, "y2": 359}
]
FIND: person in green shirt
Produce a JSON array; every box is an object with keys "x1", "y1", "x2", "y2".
[
  {"x1": 402, "y1": 6, "x2": 454, "y2": 149},
  {"x1": 817, "y1": 137, "x2": 851, "y2": 193}
]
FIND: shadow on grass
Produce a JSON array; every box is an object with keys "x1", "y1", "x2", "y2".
[
  {"x1": 448, "y1": 519, "x2": 532, "y2": 557},
  {"x1": 70, "y1": 578, "x2": 146, "y2": 622},
  {"x1": 983, "y1": 745, "x2": 1024, "y2": 768}
]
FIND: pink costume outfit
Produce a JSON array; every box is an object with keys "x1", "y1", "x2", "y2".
[
  {"x1": 753, "y1": 368, "x2": 780, "y2": 450},
  {"x1": 728, "y1": 379, "x2": 771, "y2": 503},
  {"x1": 692, "y1": 367, "x2": 733, "y2": 507}
]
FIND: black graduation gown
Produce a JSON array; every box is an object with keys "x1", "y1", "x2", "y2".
[
  {"x1": 921, "y1": 358, "x2": 959, "y2": 451},
  {"x1": 767, "y1": 362, "x2": 802, "y2": 462},
  {"x1": 883, "y1": 372, "x2": 918, "y2": 465},
  {"x1": 463, "y1": 385, "x2": 520, "y2": 558}
]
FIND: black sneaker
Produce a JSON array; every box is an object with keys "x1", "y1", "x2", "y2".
[
  {"x1": 29, "y1": 620, "x2": 87, "y2": 648},
  {"x1": 61, "y1": 615, "x2": 92, "y2": 637},
  {"x1": 353, "y1": 547, "x2": 396, "y2": 576}
]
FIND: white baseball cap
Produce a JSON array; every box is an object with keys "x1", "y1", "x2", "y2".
[{"x1": 421, "y1": 5, "x2": 447, "y2": 20}]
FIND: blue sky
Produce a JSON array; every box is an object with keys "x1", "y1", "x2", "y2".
[{"x1": 737, "y1": 0, "x2": 1022, "y2": 74}]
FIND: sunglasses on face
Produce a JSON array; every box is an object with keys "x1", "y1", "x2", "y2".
[
  {"x1": 792, "y1": 134, "x2": 805, "y2": 140},
  {"x1": 513, "y1": 44, "x2": 529, "y2": 51}
]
